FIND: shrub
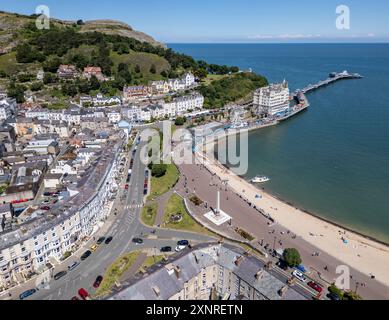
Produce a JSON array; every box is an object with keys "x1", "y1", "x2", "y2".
[
  {"x1": 151, "y1": 164, "x2": 167, "y2": 177},
  {"x1": 283, "y1": 248, "x2": 302, "y2": 267}
]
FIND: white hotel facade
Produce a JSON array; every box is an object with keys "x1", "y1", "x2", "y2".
[{"x1": 253, "y1": 80, "x2": 290, "y2": 117}]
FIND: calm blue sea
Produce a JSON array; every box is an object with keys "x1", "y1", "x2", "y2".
[{"x1": 169, "y1": 43, "x2": 389, "y2": 243}]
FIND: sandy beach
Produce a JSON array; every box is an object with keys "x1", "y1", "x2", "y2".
[{"x1": 196, "y1": 138, "x2": 389, "y2": 289}]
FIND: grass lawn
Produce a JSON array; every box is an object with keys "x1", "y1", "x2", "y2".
[
  {"x1": 95, "y1": 251, "x2": 140, "y2": 297},
  {"x1": 162, "y1": 194, "x2": 218, "y2": 237},
  {"x1": 202, "y1": 74, "x2": 228, "y2": 85},
  {"x1": 137, "y1": 255, "x2": 164, "y2": 273},
  {"x1": 148, "y1": 164, "x2": 179, "y2": 201},
  {"x1": 140, "y1": 203, "x2": 158, "y2": 226}
]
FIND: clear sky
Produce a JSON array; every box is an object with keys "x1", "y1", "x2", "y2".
[{"x1": 1, "y1": 0, "x2": 389, "y2": 43}]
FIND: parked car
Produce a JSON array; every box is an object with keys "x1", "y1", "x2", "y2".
[
  {"x1": 54, "y1": 271, "x2": 67, "y2": 280},
  {"x1": 292, "y1": 270, "x2": 307, "y2": 282},
  {"x1": 327, "y1": 292, "x2": 341, "y2": 300},
  {"x1": 68, "y1": 261, "x2": 79, "y2": 271},
  {"x1": 96, "y1": 237, "x2": 106, "y2": 245},
  {"x1": 81, "y1": 250, "x2": 92, "y2": 261},
  {"x1": 308, "y1": 281, "x2": 323, "y2": 293},
  {"x1": 93, "y1": 275, "x2": 103, "y2": 288},
  {"x1": 40, "y1": 206, "x2": 50, "y2": 211},
  {"x1": 78, "y1": 288, "x2": 90, "y2": 300},
  {"x1": 19, "y1": 289, "x2": 36, "y2": 300},
  {"x1": 160, "y1": 246, "x2": 172, "y2": 252},
  {"x1": 125, "y1": 184, "x2": 129, "y2": 190},
  {"x1": 175, "y1": 245, "x2": 186, "y2": 252},
  {"x1": 105, "y1": 236, "x2": 113, "y2": 244},
  {"x1": 177, "y1": 240, "x2": 189, "y2": 246},
  {"x1": 276, "y1": 260, "x2": 289, "y2": 271},
  {"x1": 132, "y1": 237, "x2": 143, "y2": 244},
  {"x1": 90, "y1": 244, "x2": 99, "y2": 252},
  {"x1": 71, "y1": 296, "x2": 79, "y2": 300}
]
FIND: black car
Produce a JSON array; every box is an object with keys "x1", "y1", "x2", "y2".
[
  {"x1": 54, "y1": 271, "x2": 67, "y2": 280},
  {"x1": 327, "y1": 292, "x2": 341, "y2": 301},
  {"x1": 96, "y1": 237, "x2": 106, "y2": 245},
  {"x1": 177, "y1": 240, "x2": 189, "y2": 246},
  {"x1": 105, "y1": 236, "x2": 113, "y2": 244},
  {"x1": 80, "y1": 250, "x2": 92, "y2": 261},
  {"x1": 93, "y1": 275, "x2": 103, "y2": 288},
  {"x1": 160, "y1": 246, "x2": 172, "y2": 252},
  {"x1": 132, "y1": 237, "x2": 143, "y2": 244}
]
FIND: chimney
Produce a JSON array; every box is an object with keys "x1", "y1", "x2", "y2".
[
  {"x1": 152, "y1": 286, "x2": 160, "y2": 297},
  {"x1": 255, "y1": 270, "x2": 264, "y2": 280},
  {"x1": 174, "y1": 266, "x2": 181, "y2": 279},
  {"x1": 234, "y1": 256, "x2": 243, "y2": 266}
]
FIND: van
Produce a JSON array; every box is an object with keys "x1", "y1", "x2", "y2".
[{"x1": 68, "y1": 261, "x2": 79, "y2": 271}]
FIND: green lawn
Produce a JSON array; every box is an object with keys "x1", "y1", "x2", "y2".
[
  {"x1": 95, "y1": 251, "x2": 140, "y2": 297},
  {"x1": 162, "y1": 194, "x2": 217, "y2": 237},
  {"x1": 140, "y1": 203, "x2": 158, "y2": 226},
  {"x1": 148, "y1": 164, "x2": 179, "y2": 201}
]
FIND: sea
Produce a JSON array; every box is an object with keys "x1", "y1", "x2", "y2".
[{"x1": 169, "y1": 43, "x2": 389, "y2": 243}]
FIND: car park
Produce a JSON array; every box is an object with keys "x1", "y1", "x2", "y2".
[
  {"x1": 93, "y1": 275, "x2": 103, "y2": 288},
  {"x1": 292, "y1": 270, "x2": 307, "y2": 282},
  {"x1": 54, "y1": 271, "x2": 67, "y2": 280},
  {"x1": 81, "y1": 250, "x2": 92, "y2": 261},
  {"x1": 19, "y1": 289, "x2": 36, "y2": 300},
  {"x1": 105, "y1": 236, "x2": 113, "y2": 244},
  {"x1": 68, "y1": 261, "x2": 79, "y2": 271}
]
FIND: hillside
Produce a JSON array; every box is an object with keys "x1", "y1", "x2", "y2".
[
  {"x1": 0, "y1": 11, "x2": 267, "y2": 109},
  {"x1": 0, "y1": 11, "x2": 165, "y2": 53}
]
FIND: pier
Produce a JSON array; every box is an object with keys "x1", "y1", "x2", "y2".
[{"x1": 293, "y1": 70, "x2": 363, "y2": 96}]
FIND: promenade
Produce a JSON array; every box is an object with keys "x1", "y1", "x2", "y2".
[{"x1": 176, "y1": 161, "x2": 389, "y2": 300}]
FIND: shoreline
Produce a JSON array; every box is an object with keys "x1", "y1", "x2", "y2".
[
  {"x1": 196, "y1": 134, "x2": 389, "y2": 288},
  {"x1": 205, "y1": 127, "x2": 389, "y2": 247}
]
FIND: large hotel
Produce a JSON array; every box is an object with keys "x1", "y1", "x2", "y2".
[{"x1": 253, "y1": 80, "x2": 290, "y2": 117}]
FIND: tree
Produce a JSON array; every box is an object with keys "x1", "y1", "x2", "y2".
[
  {"x1": 194, "y1": 68, "x2": 207, "y2": 80},
  {"x1": 150, "y1": 64, "x2": 157, "y2": 74},
  {"x1": 30, "y1": 82, "x2": 44, "y2": 92},
  {"x1": 174, "y1": 117, "x2": 186, "y2": 126},
  {"x1": 135, "y1": 65, "x2": 141, "y2": 73},
  {"x1": 43, "y1": 72, "x2": 57, "y2": 84},
  {"x1": 283, "y1": 248, "x2": 302, "y2": 267},
  {"x1": 7, "y1": 83, "x2": 26, "y2": 103},
  {"x1": 43, "y1": 56, "x2": 62, "y2": 73},
  {"x1": 89, "y1": 75, "x2": 101, "y2": 91},
  {"x1": 76, "y1": 19, "x2": 84, "y2": 25},
  {"x1": 151, "y1": 164, "x2": 167, "y2": 178}
]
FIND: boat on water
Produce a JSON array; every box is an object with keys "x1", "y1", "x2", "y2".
[{"x1": 251, "y1": 175, "x2": 270, "y2": 183}]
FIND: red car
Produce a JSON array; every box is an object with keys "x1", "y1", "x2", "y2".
[
  {"x1": 308, "y1": 281, "x2": 323, "y2": 293},
  {"x1": 71, "y1": 296, "x2": 79, "y2": 300},
  {"x1": 40, "y1": 206, "x2": 50, "y2": 211},
  {"x1": 125, "y1": 184, "x2": 129, "y2": 190},
  {"x1": 93, "y1": 275, "x2": 103, "y2": 288},
  {"x1": 78, "y1": 288, "x2": 90, "y2": 300}
]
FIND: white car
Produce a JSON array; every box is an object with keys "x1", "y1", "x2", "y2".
[
  {"x1": 175, "y1": 245, "x2": 186, "y2": 252},
  {"x1": 292, "y1": 270, "x2": 307, "y2": 282}
]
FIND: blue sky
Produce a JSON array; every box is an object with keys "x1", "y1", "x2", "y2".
[{"x1": 1, "y1": 0, "x2": 389, "y2": 43}]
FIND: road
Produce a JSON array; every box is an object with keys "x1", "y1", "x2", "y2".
[{"x1": 2, "y1": 134, "x2": 213, "y2": 301}]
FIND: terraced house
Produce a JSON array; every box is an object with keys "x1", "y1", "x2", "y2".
[{"x1": 0, "y1": 133, "x2": 125, "y2": 289}]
